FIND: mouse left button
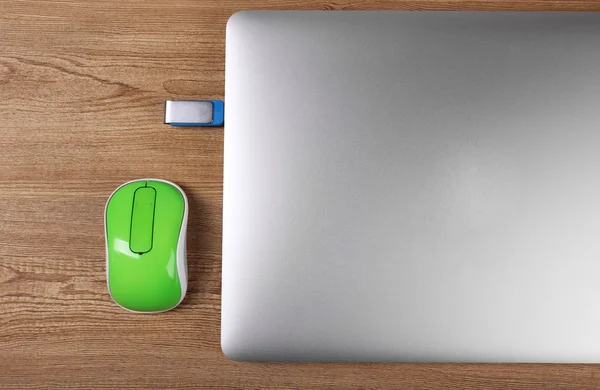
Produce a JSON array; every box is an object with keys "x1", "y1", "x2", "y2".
[{"x1": 130, "y1": 186, "x2": 156, "y2": 254}]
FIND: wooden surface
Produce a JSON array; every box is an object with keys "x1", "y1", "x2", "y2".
[{"x1": 3, "y1": 1, "x2": 600, "y2": 388}]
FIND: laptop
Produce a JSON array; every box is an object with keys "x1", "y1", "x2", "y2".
[{"x1": 222, "y1": 11, "x2": 600, "y2": 362}]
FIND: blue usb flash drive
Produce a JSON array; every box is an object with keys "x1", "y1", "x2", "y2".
[{"x1": 164, "y1": 100, "x2": 224, "y2": 127}]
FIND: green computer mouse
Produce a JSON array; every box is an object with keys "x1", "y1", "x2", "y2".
[{"x1": 104, "y1": 179, "x2": 188, "y2": 313}]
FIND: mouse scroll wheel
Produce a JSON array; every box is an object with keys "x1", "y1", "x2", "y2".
[{"x1": 130, "y1": 186, "x2": 156, "y2": 254}]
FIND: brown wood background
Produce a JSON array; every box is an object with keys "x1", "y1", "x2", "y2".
[{"x1": 3, "y1": 1, "x2": 600, "y2": 388}]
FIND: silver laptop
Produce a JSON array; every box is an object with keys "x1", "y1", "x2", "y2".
[{"x1": 222, "y1": 11, "x2": 600, "y2": 362}]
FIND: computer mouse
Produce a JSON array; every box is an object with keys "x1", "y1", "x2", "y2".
[{"x1": 104, "y1": 178, "x2": 188, "y2": 313}]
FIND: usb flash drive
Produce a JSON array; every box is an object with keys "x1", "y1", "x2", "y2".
[{"x1": 164, "y1": 100, "x2": 224, "y2": 127}]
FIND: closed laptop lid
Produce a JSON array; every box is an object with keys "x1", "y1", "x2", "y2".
[{"x1": 223, "y1": 11, "x2": 600, "y2": 362}]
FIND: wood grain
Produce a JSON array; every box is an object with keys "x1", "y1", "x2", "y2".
[{"x1": 3, "y1": 1, "x2": 600, "y2": 388}]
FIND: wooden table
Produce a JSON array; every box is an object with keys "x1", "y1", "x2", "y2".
[{"x1": 3, "y1": 1, "x2": 600, "y2": 388}]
